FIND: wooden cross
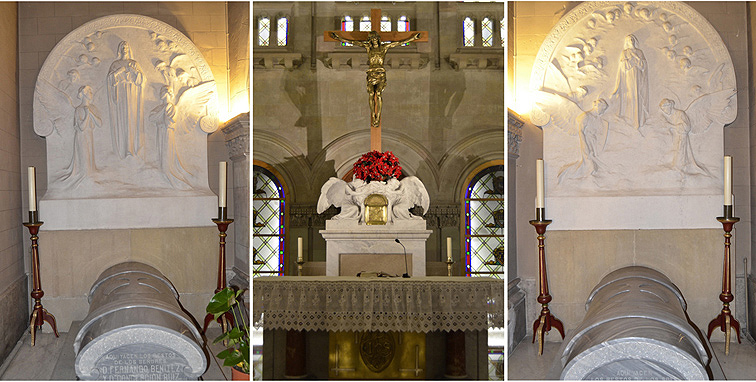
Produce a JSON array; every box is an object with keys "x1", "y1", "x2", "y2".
[{"x1": 325, "y1": 9, "x2": 428, "y2": 152}]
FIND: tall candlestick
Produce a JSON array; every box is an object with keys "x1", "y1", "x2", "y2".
[
  {"x1": 536, "y1": 159, "x2": 545, "y2": 209},
  {"x1": 446, "y1": 237, "x2": 452, "y2": 261},
  {"x1": 28, "y1": 167, "x2": 37, "y2": 212},
  {"x1": 219, "y1": 162, "x2": 227, "y2": 208},
  {"x1": 724, "y1": 156, "x2": 732, "y2": 206},
  {"x1": 297, "y1": 237, "x2": 303, "y2": 261}
]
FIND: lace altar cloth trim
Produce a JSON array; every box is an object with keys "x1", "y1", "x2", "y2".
[{"x1": 253, "y1": 276, "x2": 505, "y2": 332}]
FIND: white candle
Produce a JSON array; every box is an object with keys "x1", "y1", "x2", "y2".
[
  {"x1": 536, "y1": 159, "x2": 545, "y2": 208},
  {"x1": 724, "y1": 156, "x2": 732, "y2": 206},
  {"x1": 28, "y1": 167, "x2": 36, "y2": 212},
  {"x1": 219, "y1": 162, "x2": 227, "y2": 208},
  {"x1": 297, "y1": 237, "x2": 303, "y2": 261},
  {"x1": 446, "y1": 237, "x2": 452, "y2": 261}
]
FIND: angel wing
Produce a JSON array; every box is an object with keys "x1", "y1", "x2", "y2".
[
  {"x1": 533, "y1": 90, "x2": 585, "y2": 135},
  {"x1": 398, "y1": 176, "x2": 429, "y2": 215},
  {"x1": 34, "y1": 78, "x2": 76, "y2": 137},
  {"x1": 317, "y1": 177, "x2": 348, "y2": 213},
  {"x1": 685, "y1": 88, "x2": 736, "y2": 134},
  {"x1": 174, "y1": 81, "x2": 219, "y2": 133}
]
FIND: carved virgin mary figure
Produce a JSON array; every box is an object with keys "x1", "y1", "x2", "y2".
[
  {"x1": 107, "y1": 41, "x2": 144, "y2": 159},
  {"x1": 63, "y1": 85, "x2": 101, "y2": 181},
  {"x1": 612, "y1": 34, "x2": 649, "y2": 130}
]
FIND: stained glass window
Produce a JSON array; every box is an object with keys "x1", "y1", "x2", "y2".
[
  {"x1": 397, "y1": 15, "x2": 409, "y2": 32},
  {"x1": 463, "y1": 17, "x2": 475, "y2": 47},
  {"x1": 277, "y1": 17, "x2": 288, "y2": 46},
  {"x1": 464, "y1": 165, "x2": 505, "y2": 279},
  {"x1": 341, "y1": 15, "x2": 353, "y2": 46},
  {"x1": 380, "y1": 15, "x2": 391, "y2": 32},
  {"x1": 482, "y1": 17, "x2": 493, "y2": 47},
  {"x1": 253, "y1": 165, "x2": 286, "y2": 277},
  {"x1": 258, "y1": 17, "x2": 270, "y2": 47},
  {"x1": 501, "y1": 17, "x2": 505, "y2": 48},
  {"x1": 360, "y1": 15, "x2": 371, "y2": 31}
]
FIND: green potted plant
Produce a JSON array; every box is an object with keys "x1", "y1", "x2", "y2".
[{"x1": 206, "y1": 287, "x2": 250, "y2": 380}]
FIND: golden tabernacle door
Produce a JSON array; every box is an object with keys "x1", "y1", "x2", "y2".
[{"x1": 328, "y1": 331, "x2": 426, "y2": 379}]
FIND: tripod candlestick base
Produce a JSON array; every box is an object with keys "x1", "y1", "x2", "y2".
[
  {"x1": 23, "y1": 220, "x2": 59, "y2": 346},
  {"x1": 707, "y1": 215, "x2": 741, "y2": 355},
  {"x1": 202, "y1": 218, "x2": 235, "y2": 335},
  {"x1": 529, "y1": 217, "x2": 564, "y2": 356}
]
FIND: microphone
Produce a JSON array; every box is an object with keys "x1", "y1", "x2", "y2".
[{"x1": 395, "y1": 238, "x2": 409, "y2": 278}]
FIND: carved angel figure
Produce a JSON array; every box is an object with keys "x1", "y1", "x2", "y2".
[
  {"x1": 317, "y1": 177, "x2": 360, "y2": 220},
  {"x1": 108, "y1": 41, "x2": 144, "y2": 159},
  {"x1": 659, "y1": 89, "x2": 736, "y2": 176},
  {"x1": 535, "y1": 92, "x2": 610, "y2": 183},
  {"x1": 391, "y1": 176, "x2": 430, "y2": 221}
]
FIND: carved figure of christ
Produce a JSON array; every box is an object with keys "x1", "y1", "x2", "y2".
[{"x1": 325, "y1": 9, "x2": 428, "y2": 151}]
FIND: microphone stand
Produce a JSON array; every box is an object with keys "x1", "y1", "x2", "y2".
[{"x1": 395, "y1": 238, "x2": 409, "y2": 278}]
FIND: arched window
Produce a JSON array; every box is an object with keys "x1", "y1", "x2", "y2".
[
  {"x1": 463, "y1": 17, "x2": 476, "y2": 47},
  {"x1": 397, "y1": 15, "x2": 409, "y2": 32},
  {"x1": 253, "y1": 164, "x2": 287, "y2": 277},
  {"x1": 380, "y1": 15, "x2": 391, "y2": 32},
  {"x1": 463, "y1": 164, "x2": 505, "y2": 279},
  {"x1": 258, "y1": 16, "x2": 271, "y2": 47},
  {"x1": 482, "y1": 17, "x2": 493, "y2": 47},
  {"x1": 341, "y1": 15, "x2": 354, "y2": 46},
  {"x1": 359, "y1": 15, "x2": 371, "y2": 31},
  {"x1": 500, "y1": 17, "x2": 505, "y2": 48},
  {"x1": 277, "y1": 16, "x2": 288, "y2": 46}
]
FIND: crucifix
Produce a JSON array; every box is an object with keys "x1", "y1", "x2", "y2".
[{"x1": 325, "y1": 9, "x2": 428, "y2": 152}]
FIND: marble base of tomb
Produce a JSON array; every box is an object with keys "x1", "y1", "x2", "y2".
[
  {"x1": 39, "y1": 195, "x2": 217, "y2": 230},
  {"x1": 253, "y1": 276, "x2": 504, "y2": 379},
  {"x1": 320, "y1": 220, "x2": 431, "y2": 276}
]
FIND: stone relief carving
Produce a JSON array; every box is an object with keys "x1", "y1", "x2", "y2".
[
  {"x1": 108, "y1": 41, "x2": 145, "y2": 159},
  {"x1": 317, "y1": 177, "x2": 429, "y2": 224},
  {"x1": 34, "y1": 15, "x2": 220, "y2": 200},
  {"x1": 530, "y1": 2, "x2": 736, "y2": 197}
]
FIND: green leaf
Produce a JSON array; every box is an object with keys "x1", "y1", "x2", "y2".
[
  {"x1": 223, "y1": 351, "x2": 244, "y2": 367},
  {"x1": 214, "y1": 332, "x2": 230, "y2": 344},
  {"x1": 206, "y1": 288, "x2": 237, "y2": 315},
  {"x1": 216, "y1": 348, "x2": 234, "y2": 359}
]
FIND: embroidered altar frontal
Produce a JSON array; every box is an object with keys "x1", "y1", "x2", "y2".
[
  {"x1": 253, "y1": 276, "x2": 505, "y2": 332},
  {"x1": 329, "y1": 331, "x2": 426, "y2": 379}
]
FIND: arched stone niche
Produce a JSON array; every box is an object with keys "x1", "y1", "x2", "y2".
[
  {"x1": 530, "y1": 1, "x2": 736, "y2": 229},
  {"x1": 34, "y1": 15, "x2": 220, "y2": 230}
]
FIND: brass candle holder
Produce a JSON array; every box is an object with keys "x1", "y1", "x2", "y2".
[
  {"x1": 23, "y1": 211, "x2": 59, "y2": 346},
  {"x1": 445, "y1": 257, "x2": 454, "y2": 277},
  {"x1": 707, "y1": 205, "x2": 740, "y2": 355},
  {"x1": 297, "y1": 258, "x2": 305, "y2": 276},
  {"x1": 529, "y1": 207, "x2": 564, "y2": 356},
  {"x1": 202, "y1": 207, "x2": 235, "y2": 335}
]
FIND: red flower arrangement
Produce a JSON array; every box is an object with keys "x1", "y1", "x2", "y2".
[{"x1": 353, "y1": 150, "x2": 402, "y2": 183}]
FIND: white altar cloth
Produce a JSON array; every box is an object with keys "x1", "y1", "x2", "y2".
[{"x1": 253, "y1": 276, "x2": 504, "y2": 333}]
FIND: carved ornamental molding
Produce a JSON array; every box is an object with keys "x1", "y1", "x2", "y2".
[
  {"x1": 253, "y1": 52, "x2": 303, "y2": 70},
  {"x1": 321, "y1": 52, "x2": 429, "y2": 70},
  {"x1": 222, "y1": 112, "x2": 250, "y2": 160},
  {"x1": 448, "y1": 51, "x2": 504, "y2": 70},
  {"x1": 508, "y1": 110, "x2": 523, "y2": 156}
]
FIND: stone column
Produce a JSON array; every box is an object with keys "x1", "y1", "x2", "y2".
[{"x1": 222, "y1": 113, "x2": 250, "y2": 287}]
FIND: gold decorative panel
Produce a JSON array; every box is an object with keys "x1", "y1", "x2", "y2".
[
  {"x1": 364, "y1": 194, "x2": 388, "y2": 225},
  {"x1": 329, "y1": 331, "x2": 425, "y2": 379}
]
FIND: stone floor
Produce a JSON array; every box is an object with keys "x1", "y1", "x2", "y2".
[
  {"x1": 0, "y1": 326, "x2": 231, "y2": 380},
  {"x1": 508, "y1": 336, "x2": 756, "y2": 380}
]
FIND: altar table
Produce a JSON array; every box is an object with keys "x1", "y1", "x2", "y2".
[
  {"x1": 253, "y1": 276, "x2": 504, "y2": 379},
  {"x1": 253, "y1": 276, "x2": 505, "y2": 332}
]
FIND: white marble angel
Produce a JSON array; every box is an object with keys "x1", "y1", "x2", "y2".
[
  {"x1": 149, "y1": 81, "x2": 218, "y2": 188},
  {"x1": 535, "y1": 92, "x2": 610, "y2": 183},
  {"x1": 317, "y1": 177, "x2": 361, "y2": 220},
  {"x1": 35, "y1": 80, "x2": 101, "y2": 183},
  {"x1": 659, "y1": 89, "x2": 736, "y2": 176},
  {"x1": 391, "y1": 177, "x2": 430, "y2": 221}
]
